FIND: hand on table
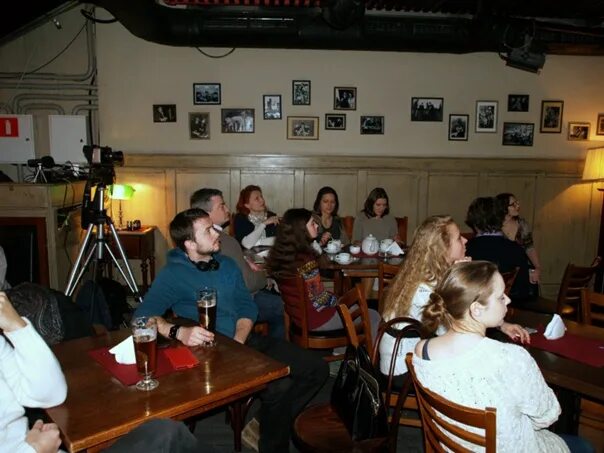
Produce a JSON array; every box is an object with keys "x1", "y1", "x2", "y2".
[
  {"x1": 0, "y1": 291, "x2": 26, "y2": 333},
  {"x1": 500, "y1": 322, "x2": 531, "y2": 345},
  {"x1": 26, "y1": 420, "x2": 61, "y2": 453},
  {"x1": 178, "y1": 326, "x2": 214, "y2": 347}
]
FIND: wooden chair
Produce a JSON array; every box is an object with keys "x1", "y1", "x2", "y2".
[
  {"x1": 377, "y1": 262, "x2": 401, "y2": 313},
  {"x1": 228, "y1": 213, "x2": 237, "y2": 237},
  {"x1": 500, "y1": 266, "x2": 519, "y2": 296},
  {"x1": 405, "y1": 354, "x2": 497, "y2": 452},
  {"x1": 556, "y1": 256, "x2": 601, "y2": 320},
  {"x1": 395, "y1": 216, "x2": 408, "y2": 244},
  {"x1": 461, "y1": 231, "x2": 475, "y2": 241},
  {"x1": 580, "y1": 288, "x2": 604, "y2": 326},
  {"x1": 342, "y1": 215, "x2": 355, "y2": 241}
]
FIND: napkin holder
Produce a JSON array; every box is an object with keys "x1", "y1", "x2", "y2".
[
  {"x1": 543, "y1": 314, "x2": 566, "y2": 340},
  {"x1": 109, "y1": 335, "x2": 136, "y2": 364}
]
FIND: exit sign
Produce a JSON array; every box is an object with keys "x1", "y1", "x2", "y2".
[{"x1": 0, "y1": 117, "x2": 19, "y2": 137}]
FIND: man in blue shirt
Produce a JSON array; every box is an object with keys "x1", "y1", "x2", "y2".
[{"x1": 135, "y1": 208, "x2": 328, "y2": 452}]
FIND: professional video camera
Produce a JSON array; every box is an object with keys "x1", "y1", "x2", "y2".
[{"x1": 82, "y1": 145, "x2": 124, "y2": 186}]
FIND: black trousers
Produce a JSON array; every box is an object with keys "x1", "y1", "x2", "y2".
[{"x1": 246, "y1": 333, "x2": 329, "y2": 453}]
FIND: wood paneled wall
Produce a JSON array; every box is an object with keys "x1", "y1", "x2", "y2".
[{"x1": 115, "y1": 154, "x2": 599, "y2": 298}]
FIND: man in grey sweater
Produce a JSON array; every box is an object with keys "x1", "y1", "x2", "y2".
[{"x1": 190, "y1": 188, "x2": 285, "y2": 339}]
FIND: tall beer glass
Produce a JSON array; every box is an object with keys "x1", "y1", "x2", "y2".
[
  {"x1": 131, "y1": 316, "x2": 159, "y2": 391},
  {"x1": 197, "y1": 288, "x2": 217, "y2": 347}
]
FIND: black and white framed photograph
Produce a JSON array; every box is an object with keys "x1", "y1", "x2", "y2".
[
  {"x1": 596, "y1": 113, "x2": 604, "y2": 135},
  {"x1": 193, "y1": 83, "x2": 221, "y2": 105},
  {"x1": 540, "y1": 100, "x2": 564, "y2": 133},
  {"x1": 334, "y1": 87, "x2": 357, "y2": 110},
  {"x1": 502, "y1": 122, "x2": 535, "y2": 146},
  {"x1": 221, "y1": 108, "x2": 254, "y2": 133},
  {"x1": 507, "y1": 94, "x2": 529, "y2": 112},
  {"x1": 153, "y1": 104, "x2": 177, "y2": 123},
  {"x1": 360, "y1": 116, "x2": 384, "y2": 135},
  {"x1": 325, "y1": 113, "x2": 346, "y2": 130},
  {"x1": 292, "y1": 80, "x2": 311, "y2": 105},
  {"x1": 287, "y1": 116, "x2": 319, "y2": 140},
  {"x1": 411, "y1": 97, "x2": 443, "y2": 122},
  {"x1": 189, "y1": 112, "x2": 210, "y2": 139},
  {"x1": 567, "y1": 122, "x2": 590, "y2": 141},
  {"x1": 448, "y1": 114, "x2": 469, "y2": 141},
  {"x1": 475, "y1": 101, "x2": 498, "y2": 133},
  {"x1": 263, "y1": 95, "x2": 282, "y2": 120}
]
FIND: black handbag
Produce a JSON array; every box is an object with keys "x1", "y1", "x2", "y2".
[{"x1": 330, "y1": 343, "x2": 389, "y2": 441}]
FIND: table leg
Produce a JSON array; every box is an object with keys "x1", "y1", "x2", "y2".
[{"x1": 334, "y1": 271, "x2": 343, "y2": 296}]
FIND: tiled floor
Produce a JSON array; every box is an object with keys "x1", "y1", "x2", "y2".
[{"x1": 192, "y1": 374, "x2": 424, "y2": 452}]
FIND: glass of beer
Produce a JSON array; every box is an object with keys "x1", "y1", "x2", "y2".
[
  {"x1": 131, "y1": 316, "x2": 159, "y2": 391},
  {"x1": 197, "y1": 287, "x2": 217, "y2": 347}
]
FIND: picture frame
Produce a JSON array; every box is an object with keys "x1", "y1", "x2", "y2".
[
  {"x1": 448, "y1": 114, "x2": 469, "y2": 141},
  {"x1": 325, "y1": 113, "x2": 346, "y2": 130},
  {"x1": 475, "y1": 101, "x2": 497, "y2": 132},
  {"x1": 597, "y1": 113, "x2": 604, "y2": 135},
  {"x1": 360, "y1": 116, "x2": 384, "y2": 135},
  {"x1": 502, "y1": 122, "x2": 535, "y2": 146},
  {"x1": 193, "y1": 83, "x2": 221, "y2": 105},
  {"x1": 153, "y1": 104, "x2": 176, "y2": 123},
  {"x1": 411, "y1": 97, "x2": 443, "y2": 122},
  {"x1": 189, "y1": 112, "x2": 210, "y2": 139},
  {"x1": 263, "y1": 95, "x2": 282, "y2": 120},
  {"x1": 567, "y1": 122, "x2": 591, "y2": 141},
  {"x1": 287, "y1": 116, "x2": 319, "y2": 140},
  {"x1": 507, "y1": 94, "x2": 529, "y2": 112},
  {"x1": 540, "y1": 100, "x2": 564, "y2": 133},
  {"x1": 221, "y1": 108, "x2": 254, "y2": 133},
  {"x1": 334, "y1": 87, "x2": 357, "y2": 110},
  {"x1": 292, "y1": 80, "x2": 311, "y2": 105}
]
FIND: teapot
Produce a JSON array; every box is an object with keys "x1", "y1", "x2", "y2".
[
  {"x1": 326, "y1": 239, "x2": 342, "y2": 253},
  {"x1": 361, "y1": 234, "x2": 379, "y2": 255}
]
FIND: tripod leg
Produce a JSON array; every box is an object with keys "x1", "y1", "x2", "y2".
[
  {"x1": 65, "y1": 223, "x2": 97, "y2": 296},
  {"x1": 106, "y1": 222, "x2": 144, "y2": 304}
]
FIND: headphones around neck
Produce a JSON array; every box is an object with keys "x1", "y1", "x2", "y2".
[{"x1": 192, "y1": 258, "x2": 220, "y2": 272}]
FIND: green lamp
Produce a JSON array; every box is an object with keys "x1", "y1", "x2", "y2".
[{"x1": 110, "y1": 184, "x2": 135, "y2": 229}]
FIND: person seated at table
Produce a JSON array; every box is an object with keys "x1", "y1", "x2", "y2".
[
  {"x1": 352, "y1": 187, "x2": 399, "y2": 243},
  {"x1": 134, "y1": 208, "x2": 328, "y2": 453},
  {"x1": 265, "y1": 208, "x2": 381, "y2": 335},
  {"x1": 190, "y1": 188, "x2": 285, "y2": 339},
  {"x1": 234, "y1": 185, "x2": 279, "y2": 249},
  {"x1": 312, "y1": 186, "x2": 349, "y2": 247},
  {"x1": 413, "y1": 261, "x2": 592, "y2": 453},
  {"x1": 465, "y1": 197, "x2": 533, "y2": 304},
  {"x1": 379, "y1": 215, "x2": 528, "y2": 380}
]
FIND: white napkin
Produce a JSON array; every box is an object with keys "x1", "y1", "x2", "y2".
[
  {"x1": 257, "y1": 249, "x2": 271, "y2": 258},
  {"x1": 543, "y1": 314, "x2": 566, "y2": 340},
  {"x1": 387, "y1": 241, "x2": 404, "y2": 256},
  {"x1": 109, "y1": 335, "x2": 136, "y2": 364}
]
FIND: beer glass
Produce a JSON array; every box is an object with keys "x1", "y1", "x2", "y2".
[
  {"x1": 197, "y1": 287, "x2": 217, "y2": 347},
  {"x1": 131, "y1": 316, "x2": 159, "y2": 391}
]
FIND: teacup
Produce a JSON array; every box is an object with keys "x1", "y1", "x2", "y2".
[
  {"x1": 326, "y1": 239, "x2": 341, "y2": 253},
  {"x1": 349, "y1": 245, "x2": 361, "y2": 255},
  {"x1": 335, "y1": 252, "x2": 352, "y2": 264}
]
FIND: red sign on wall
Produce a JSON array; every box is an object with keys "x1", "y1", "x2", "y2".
[{"x1": 0, "y1": 117, "x2": 19, "y2": 137}]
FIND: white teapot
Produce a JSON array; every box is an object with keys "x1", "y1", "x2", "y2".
[{"x1": 361, "y1": 234, "x2": 379, "y2": 255}]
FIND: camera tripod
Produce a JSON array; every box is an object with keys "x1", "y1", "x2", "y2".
[{"x1": 65, "y1": 183, "x2": 143, "y2": 305}]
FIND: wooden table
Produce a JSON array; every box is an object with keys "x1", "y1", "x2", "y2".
[{"x1": 46, "y1": 331, "x2": 289, "y2": 452}]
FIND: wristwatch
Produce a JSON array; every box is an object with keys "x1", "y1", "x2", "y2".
[{"x1": 169, "y1": 324, "x2": 181, "y2": 340}]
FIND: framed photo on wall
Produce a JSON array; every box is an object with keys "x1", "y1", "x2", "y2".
[
  {"x1": 360, "y1": 116, "x2": 384, "y2": 134},
  {"x1": 325, "y1": 113, "x2": 346, "y2": 130},
  {"x1": 448, "y1": 114, "x2": 469, "y2": 141},
  {"x1": 221, "y1": 108, "x2": 254, "y2": 133},
  {"x1": 189, "y1": 112, "x2": 210, "y2": 139},
  {"x1": 502, "y1": 122, "x2": 534, "y2": 146},
  {"x1": 475, "y1": 101, "x2": 497, "y2": 132},
  {"x1": 292, "y1": 80, "x2": 311, "y2": 105},
  {"x1": 597, "y1": 113, "x2": 604, "y2": 135},
  {"x1": 334, "y1": 87, "x2": 357, "y2": 110},
  {"x1": 411, "y1": 97, "x2": 443, "y2": 121},
  {"x1": 507, "y1": 94, "x2": 529, "y2": 112},
  {"x1": 193, "y1": 83, "x2": 221, "y2": 105},
  {"x1": 287, "y1": 116, "x2": 319, "y2": 140},
  {"x1": 540, "y1": 100, "x2": 564, "y2": 133},
  {"x1": 153, "y1": 104, "x2": 176, "y2": 123},
  {"x1": 263, "y1": 95, "x2": 282, "y2": 120},
  {"x1": 567, "y1": 122, "x2": 590, "y2": 141}
]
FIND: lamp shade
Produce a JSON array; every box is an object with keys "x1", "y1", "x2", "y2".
[
  {"x1": 110, "y1": 184, "x2": 135, "y2": 200},
  {"x1": 582, "y1": 147, "x2": 604, "y2": 181}
]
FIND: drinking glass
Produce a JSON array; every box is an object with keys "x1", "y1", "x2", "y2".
[
  {"x1": 131, "y1": 316, "x2": 159, "y2": 391},
  {"x1": 197, "y1": 287, "x2": 217, "y2": 347}
]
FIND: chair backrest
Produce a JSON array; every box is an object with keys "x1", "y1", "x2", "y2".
[
  {"x1": 461, "y1": 231, "x2": 475, "y2": 241},
  {"x1": 395, "y1": 216, "x2": 408, "y2": 244},
  {"x1": 335, "y1": 284, "x2": 373, "y2": 352},
  {"x1": 580, "y1": 288, "x2": 604, "y2": 326},
  {"x1": 377, "y1": 262, "x2": 401, "y2": 313},
  {"x1": 228, "y1": 213, "x2": 237, "y2": 237},
  {"x1": 500, "y1": 266, "x2": 519, "y2": 296},
  {"x1": 342, "y1": 216, "x2": 354, "y2": 241},
  {"x1": 557, "y1": 256, "x2": 601, "y2": 319},
  {"x1": 405, "y1": 354, "x2": 497, "y2": 452}
]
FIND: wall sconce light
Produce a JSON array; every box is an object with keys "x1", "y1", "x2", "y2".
[
  {"x1": 582, "y1": 147, "x2": 604, "y2": 190},
  {"x1": 110, "y1": 184, "x2": 135, "y2": 229}
]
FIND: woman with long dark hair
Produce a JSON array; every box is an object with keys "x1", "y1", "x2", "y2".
[
  {"x1": 234, "y1": 185, "x2": 279, "y2": 249},
  {"x1": 352, "y1": 187, "x2": 398, "y2": 242},
  {"x1": 312, "y1": 186, "x2": 349, "y2": 246}
]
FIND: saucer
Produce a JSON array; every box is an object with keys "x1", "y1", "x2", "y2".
[
  {"x1": 335, "y1": 258, "x2": 353, "y2": 265},
  {"x1": 324, "y1": 247, "x2": 341, "y2": 254}
]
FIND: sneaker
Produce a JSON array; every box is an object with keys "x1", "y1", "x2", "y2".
[{"x1": 241, "y1": 417, "x2": 260, "y2": 452}]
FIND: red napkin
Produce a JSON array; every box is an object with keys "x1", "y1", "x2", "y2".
[
  {"x1": 88, "y1": 346, "x2": 199, "y2": 386},
  {"x1": 530, "y1": 327, "x2": 604, "y2": 368}
]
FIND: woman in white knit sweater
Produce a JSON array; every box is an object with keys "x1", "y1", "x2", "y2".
[{"x1": 414, "y1": 261, "x2": 588, "y2": 452}]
